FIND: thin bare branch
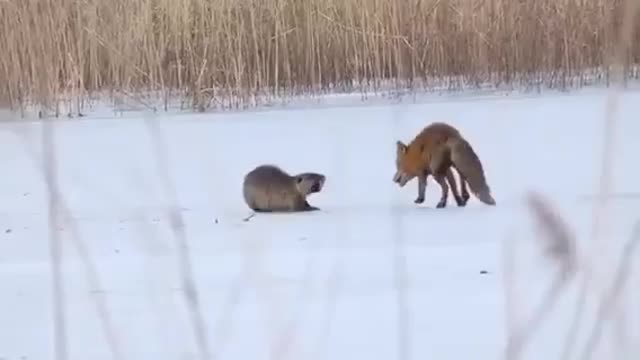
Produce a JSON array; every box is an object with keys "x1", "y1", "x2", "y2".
[
  {"x1": 42, "y1": 119, "x2": 68, "y2": 360},
  {"x1": 144, "y1": 116, "x2": 212, "y2": 360}
]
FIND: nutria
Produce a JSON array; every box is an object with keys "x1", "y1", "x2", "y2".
[{"x1": 242, "y1": 165, "x2": 326, "y2": 212}]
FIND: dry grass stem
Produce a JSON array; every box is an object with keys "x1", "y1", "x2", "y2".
[
  {"x1": 504, "y1": 274, "x2": 567, "y2": 360},
  {"x1": 504, "y1": 192, "x2": 577, "y2": 360},
  {"x1": 392, "y1": 219, "x2": 410, "y2": 360},
  {"x1": 563, "y1": 1, "x2": 640, "y2": 359},
  {"x1": 589, "y1": 0, "x2": 640, "y2": 281},
  {"x1": 144, "y1": 117, "x2": 212, "y2": 360},
  {"x1": 16, "y1": 128, "x2": 124, "y2": 360},
  {"x1": 526, "y1": 192, "x2": 577, "y2": 277},
  {"x1": 312, "y1": 255, "x2": 342, "y2": 360},
  {"x1": 578, "y1": 221, "x2": 640, "y2": 360},
  {"x1": 42, "y1": 120, "x2": 68, "y2": 360},
  {"x1": 502, "y1": 228, "x2": 519, "y2": 343},
  {"x1": 390, "y1": 103, "x2": 411, "y2": 360}
]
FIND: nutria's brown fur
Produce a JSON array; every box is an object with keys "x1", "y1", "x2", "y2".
[{"x1": 242, "y1": 165, "x2": 326, "y2": 212}]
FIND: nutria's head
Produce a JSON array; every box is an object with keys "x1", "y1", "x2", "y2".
[
  {"x1": 392, "y1": 140, "x2": 424, "y2": 187},
  {"x1": 294, "y1": 172, "x2": 326, "y2": 195}
]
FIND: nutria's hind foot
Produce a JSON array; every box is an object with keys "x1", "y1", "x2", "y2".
[
  {"x1": 298, "y1": 200, "x2": 319, "y2": 211},
  {"x1": 302, "y1": 201, "x2": 321, "y2": 212}
]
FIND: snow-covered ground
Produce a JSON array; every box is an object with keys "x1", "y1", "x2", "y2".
[{"x1": 0, "y1": 88, "x2": 639, "y2": 360}]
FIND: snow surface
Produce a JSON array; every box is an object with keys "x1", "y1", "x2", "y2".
[{"x1": 0, "y1": 88, "x2": 639, "y2": 360}]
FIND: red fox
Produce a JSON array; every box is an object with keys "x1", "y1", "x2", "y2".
[{"x1": 392, "y1": 122, "x2": 496, "y2": 208}]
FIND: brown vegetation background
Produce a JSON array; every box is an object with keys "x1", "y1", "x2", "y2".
[
  {"x1": 1, "y1": 0, "x2": 638, "y2": 359},
  {"x1": 1, "y1": 0, "x2": 639, "y2": 112}
]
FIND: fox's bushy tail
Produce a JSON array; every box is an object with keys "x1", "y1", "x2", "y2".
[{"x1": 448, "y1": 137, "x2": 496, "y2": 205}]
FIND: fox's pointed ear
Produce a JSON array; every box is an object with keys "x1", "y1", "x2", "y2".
[{"x1": 396, "y1": 141, "x2": 407, "y2": 154}]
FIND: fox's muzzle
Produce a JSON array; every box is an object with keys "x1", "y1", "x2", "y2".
[{"x1": 392, "y1": 171, "x2": 411, "y2": 187}]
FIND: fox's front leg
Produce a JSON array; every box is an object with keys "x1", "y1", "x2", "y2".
[{"x1": 415, "y1": 173, "x2": 427, "y2": 204}]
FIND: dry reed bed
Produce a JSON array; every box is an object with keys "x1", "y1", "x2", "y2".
[{"x1": 1, "y1": 0, "x2": 640, "y2": 112}]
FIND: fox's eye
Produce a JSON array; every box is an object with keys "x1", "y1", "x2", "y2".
[{"x1": 296, "y1": 177, "x2": 303, "y2": 183}]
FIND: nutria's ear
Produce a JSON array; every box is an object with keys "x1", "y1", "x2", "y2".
[{"x1": 396, "y1": 141, "x2": 407, "y2": 154}]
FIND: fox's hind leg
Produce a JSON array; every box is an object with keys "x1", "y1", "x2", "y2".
[
  {"x1": 430, "y1": 145, "x2": 455, "y2": 208},
  {"x1": 452, "y1": 166, "x2": 471, "y2": 206},
  {"x1": 460, "y1": 176, "x2": 470, "y2": 205},
  {"x1": 446, "y1": 168, "x2": 466, "y2": 207},
  {"x1": 433, "y1": 173, "x2": 450, "y2": 208}
]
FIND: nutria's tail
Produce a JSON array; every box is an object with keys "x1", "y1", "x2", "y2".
[{"x1": 448, "y1": 137, "x2": 496, "y2": 205}]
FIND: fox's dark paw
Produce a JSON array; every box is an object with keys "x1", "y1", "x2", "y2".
[
  {"x1": 414, "y1": 196, "x2": 425, "y2": 204},
  {"x1": 455, "y1": 196, "x2": 467, "y2": 207},
  {"x1": 436, "y1": 201, "x2": 447, "y2": 209}
]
